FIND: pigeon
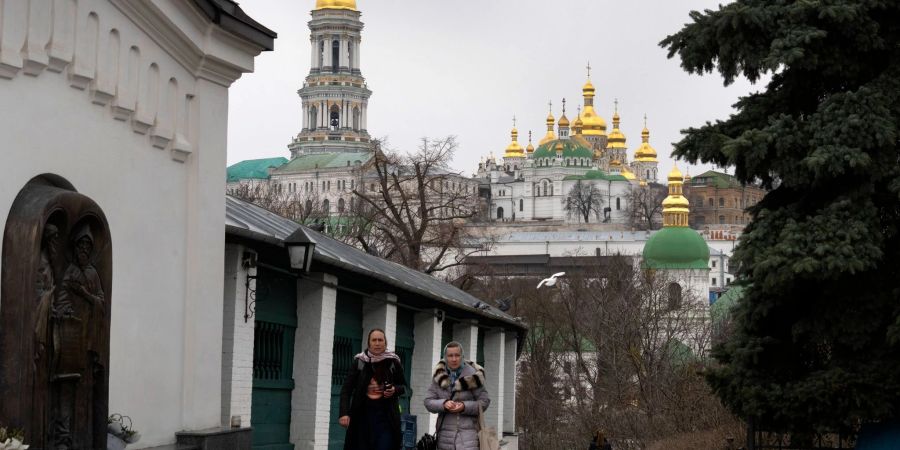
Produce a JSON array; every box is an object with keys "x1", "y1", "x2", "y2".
[
  {"x1": 473, "y1": 301, "x2": 491, "y2": 311},
  {"x1": 537, "y1": 272, "x2": 566, "y2": 289},
  {"x1": 495, "y1": 295, "x2": 513, "y2": 312}
]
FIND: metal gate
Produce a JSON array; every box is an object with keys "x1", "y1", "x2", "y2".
[
  {"x1": 328, "y1": 292, "x2": 363, "y2": 450},
  {"x1": 251, "y1": 268, "x2": 298, "y2": 450}
]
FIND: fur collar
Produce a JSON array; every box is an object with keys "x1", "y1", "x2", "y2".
[{"x1": 432, "y1": 360, "x2": 486, "y2": 391}]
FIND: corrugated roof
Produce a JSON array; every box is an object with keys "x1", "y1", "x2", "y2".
[
  {"x1": 274, "y1": 152, "x2": 372, "y2": 173},
  {"x1": 226, "y1": 157, "x2": 288, "y2": 182},
  {"x1": 691, "y1": 170, "x2": 742, "y2": 189},
  {"x1": 501, "y1": 231, "x2": 652, "y2": 242},
  {"x1": 225, "y1": 195, "x2": 525, "y2": 330}
]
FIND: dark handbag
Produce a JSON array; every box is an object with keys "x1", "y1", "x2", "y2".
[{"x1": 416, "y1": 433, "x2": 437, "y2": 450}]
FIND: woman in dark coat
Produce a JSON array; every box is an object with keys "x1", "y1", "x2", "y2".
[{"x1": 339, "y1": 328, "x2": 407, "y2": 450}]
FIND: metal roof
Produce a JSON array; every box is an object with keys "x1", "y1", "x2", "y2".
[{"x1": 225, "y1": 195, "x2": 525, "y2": 330}]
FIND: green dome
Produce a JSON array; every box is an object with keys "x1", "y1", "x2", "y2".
[
  {"x1": 532, "y1": 139, "x2": 593, "y2": 160},
  {"x1": 642, "y1": 227, "x2": 710, "y2": 270}
]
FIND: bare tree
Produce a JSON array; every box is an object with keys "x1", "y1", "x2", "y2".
[
  {"x1": 626, "y1": 182, "x2": 667, "y2": 230},
  {"x1": 230, "y1": 180, "x2": 328, "y2": 223},
  {"x1": 563, "y1": 180, "x2": 605, "y2": 223},
  {"x1": 460, "y1": 258, "x2": 738, "y2": 449},
  {"x1": 348, "y1": 136, "x2": 481, "y2": 275}
]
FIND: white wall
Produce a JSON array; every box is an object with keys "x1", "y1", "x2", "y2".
[{"x1": 0, "y1": 0, "x2": 265, "y2": 447}]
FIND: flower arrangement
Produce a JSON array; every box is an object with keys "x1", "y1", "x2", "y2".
[
  {"x1": 0, "y1": 427, "x2": 28, "y2": 450},
  {"x1": 107, "y1": 414, "x2": 140, "y2": 450}
]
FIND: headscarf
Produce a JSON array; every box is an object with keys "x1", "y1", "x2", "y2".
[{"x1": 354, "y1": 349, "x2": 401, "y2": 384}]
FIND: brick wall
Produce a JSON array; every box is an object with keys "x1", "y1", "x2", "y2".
[{"x1": 221, "y1": 244, "x2": 255, "y2": 428}]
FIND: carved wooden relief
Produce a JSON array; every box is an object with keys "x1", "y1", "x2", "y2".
[{"x1": 1, "y1": 176, "x2": 112, "y2": 450}]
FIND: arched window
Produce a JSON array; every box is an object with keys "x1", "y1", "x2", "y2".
[
  {"x1": 708, "y1": 198, "x2": 714, "y2": 207},
  {"x1": 616, "y1": 197, "x2": 621, "y2": 210},
  {"x1": 519, "y1": 199, "x2": 524, "y2": 212},
  {"x1": 353, "y1": 106, "x2": 361, "y2": 130},
  {"x1": 550, "y1": 184, "x2": 554, "y2": 196},
  {"x1": 719, "y1": 215, "x2": 726, "y2": 224},
  {"x1": 323, "y1": 199, "x2": 330, "y2": 213},
  {"x1": 338, "y1": 198, "x2": 345, "y2": 212},
  {"x1": 332, "y1": 40, "x2": 339, "y2": 72},
  {"x1": 330, "y1": 104, "x2": 340, "y2": 130},
  {"x1": 497, "y1": 207, "x2": 504, "y2": 220},
  {"x1": 646, "y1": 170, "x2": 650, "y2": 179},
  {"x1": 719, "y1": 197, "x2": 725, "y2": 207},
  {"x1": 668, "y1": 282, "x2": 683, "y2": 310},
  {"x1": 305, "y1": 199, "x2": 312, "y2": 212}
]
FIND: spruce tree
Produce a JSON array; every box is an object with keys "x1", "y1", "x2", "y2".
[{"x1": 661, "y1": 0, "x2": 900, "y2": 432}]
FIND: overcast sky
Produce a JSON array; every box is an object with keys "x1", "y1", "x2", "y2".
[{"x1": 227, "y1": 0, "x2": 761, "y2": 177}]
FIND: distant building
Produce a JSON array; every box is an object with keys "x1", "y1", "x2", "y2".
[
  {"x1": 226, "y1": 156, "x2": 288, "y2": 193},
  {"x1": 683, "y1": 170, "x2": 765, "y2": 228}
]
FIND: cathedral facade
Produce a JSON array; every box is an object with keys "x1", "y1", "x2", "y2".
[{"x1": 474, "y1": 75, "x2": 661, "y2": 224}]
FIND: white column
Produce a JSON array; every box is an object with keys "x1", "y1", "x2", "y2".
[
  {"x1": 323, "y1": 37, "x2": 332, "y2": 70},
  {"x1": 302, "y1": 104, "x2": 308, "y2": 130},
  {"x1": 361, "y1": 293, "x2": 397, "y2": 350},
  {"x1": 354, "y1": 38, "x2": 361, "y2": 70},
  {"x1": 221, "y1": 244, "x2": 255, "y2": 428},
  {"x1": 361, "y1": 104, "x2": 367, "y2": 130},
  {"x1": 503, "y1": 335, "x2": 517, "y2": 434},
  {"x1": 411, "y1": 310, "x2": 443, "y2": 439},
  {"x1": 291, "y1": 273, "x2": 338, "y2": 450},
  {"x1": 452, "y1": 322, "x2": 478, "y2": 362},
  {"x1": 483, "y1": 330, "x2": 505, "y2": 434},
  {"x1": 310, "y1": 38, "x2": 316, "y2": 68},
  {"x1": 340, "y1": 36, "x2": 349, "y2": 68}
]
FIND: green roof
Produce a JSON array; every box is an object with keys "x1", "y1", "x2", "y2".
[
  {"x1": 563, "y1": 170, "x2": 629, "y2": 182},
  {"x1": 691, "y1": 170, "x2": 742, "y2": 189},
  {"x1": 226, "y1": 157, "x2": 288, "y2": 182},
  {"x1": 711, "y1": 285, "x2": 744, "y2": 323},
  {"x1": 642, "y1": 227, "x2": 710, "y2": 270},
  {"x1": 274, "y1": 152, "x2": 372, "y2": 173},
  {"x1": 532, "y1": 139, "x2": 594, "y2": 160}
]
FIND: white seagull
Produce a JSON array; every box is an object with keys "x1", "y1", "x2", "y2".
[{"x1": 537, "y1": 272, "x2": 566, "y2": 289}]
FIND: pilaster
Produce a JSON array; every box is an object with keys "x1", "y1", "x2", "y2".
[
  {"x1": 410, "y1": 310, "x2": 443, "y2": 438},
  {"x1": 291, "y1": 273, "x2": 338, "y2": 450},
  {"x1": 483, "y1": 330, "x2": 506, "y2": 433}
]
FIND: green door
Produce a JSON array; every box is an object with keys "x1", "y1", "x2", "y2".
[
  {"x1": 251, "y1": 268, "x2": 297, "y2": 450},
  {"x1": 328, "y1": 292, "x2": 363, "y2": 450},
  {"x1": 395, "y1": 308, "x2": 415, "y2": 414}
]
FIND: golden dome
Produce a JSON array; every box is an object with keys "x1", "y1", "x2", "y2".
[
  {"x1": 539, "y1": 104, "x2": 556, "y2": 145},
  {"x1": 580, "y1": 105, "x2": 607, "y2": 137},
  {"x1": 526, "y1": 130, "x2": 535, "y2": 153},
  {"x1": 315, "y1": 0, "x2": 357, "y2": 10},
  {"x1": 558, "y1": 114, "x2": 570, "y2": 127},
  {"x1": 639, "y1": 179, "x2": 648, "y2": 187},
  {"x1": 634, "y1": 119, "x2": 658, "y2": 162},
  {"x1": 668, "y1": 164, "x2": 683, "y2": 182},
  {"x1": 554, "y1": 142, "x2": 564, "y2": 153},
  {"x1": 546, "y1": 112, "x2": 555, "y2": 127},
  {"x1": 607, "y1": 104, "x2": 627, "y2": 149},
  {"x1": 582, "y1": 79, "x2": 595, "y2": 98},
  {"x1": 621, "y1": 166, "x2": 636, "y2": 180},
  {"x1": 610, "y1": 158, "x2": 622, "y2": 168},
  {"x1": 573, "y1": 109, "x2": 584, "y2": 134},
  {"x1": 504, "y1": 122, "x2": 524, "y2": 158}
]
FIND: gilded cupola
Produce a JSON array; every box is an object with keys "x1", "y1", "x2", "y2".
[
  {"x1": 607, "y1": 100, "x2": 627, "y2": 150},
  {"x1": 315, "y1": 0, "x2": 357, "y2": 10},
  {"x1": 634, "y1": 115, "x2": 658, "y2": 162},
  {"x1": 526, "y1": 130, "x2": 535, "y2": 153},
  {"x1": 661, "y1": 164, "x2": 690, "y2": 227},
  {"x1": 503, "y1": 116, "x2": 524, "y2": 158},
  {"x1": 578, "y1": 64, "x2": 607, "y2": 137},
  {"x1": 539, "y1": 101, "x2": 556, "y2": 145}
]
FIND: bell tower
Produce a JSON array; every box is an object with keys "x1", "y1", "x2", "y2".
[{"x1": 289, "y1": 0, "x2": 372, "y2": 158}]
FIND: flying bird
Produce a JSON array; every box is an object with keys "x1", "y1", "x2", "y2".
[{"x1": 537, "y1": 272, "x2": 566, "y2": 289}]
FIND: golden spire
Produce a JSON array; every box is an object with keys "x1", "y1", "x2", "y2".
[
  {"x1": 662, "y1": 164, "x2": 690, "y2": 227},
  {"x1": 634, "y1": 113, "x2": 658, "y2": 162},
  {"x1": 540, "y1": 100, "x2": 556, "y2": 145},
  {"x1": 607, "y1": 98, "x2": 627, "y2": 150},
  {"x1": 526, "y1": 130, "x2": 535, "y2": 153},
  {"x1": 504, "y1": 115, "x2": 524, "y2": 158},
  {"x1": 315, "y1": 0, "x2": 357, "y2": 11},
  {"x1": 579, "y1": 63, "x2": 606, "y2": 136},
  {"x1": 573, "y1": 106, "x2": 584, "y2": 135},
  {"x1": 558, "y1": 98, "x2": 570, "y2": 128}
]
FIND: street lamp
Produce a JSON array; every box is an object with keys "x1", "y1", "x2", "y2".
[{"x1": 285, "y1": 226, "x2": 316, "y2": 273}]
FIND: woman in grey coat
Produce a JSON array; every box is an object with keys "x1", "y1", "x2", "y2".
[{"x1": 424, "y1": 341, "x2": 491, "y2": 450}]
